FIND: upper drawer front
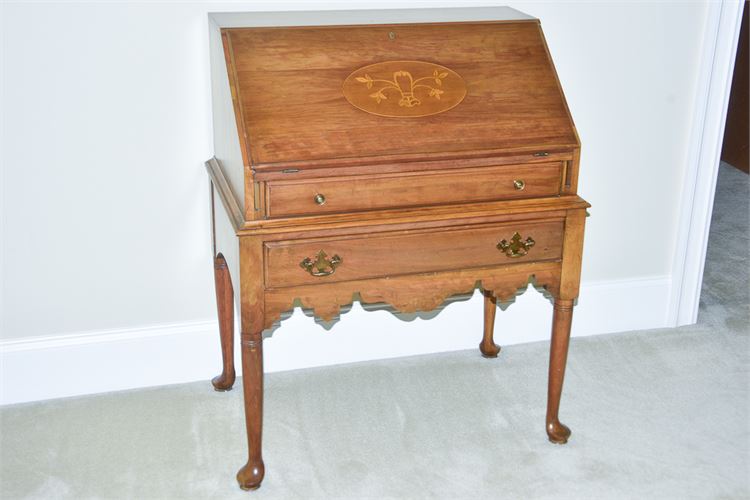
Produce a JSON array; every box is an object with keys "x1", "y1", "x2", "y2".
[
  {"x1": 265, "y1": 163, "x2": 562, "y2": 218},
  {"x1": 265, "y1": 219, "x2": 563, "y2": 288}
]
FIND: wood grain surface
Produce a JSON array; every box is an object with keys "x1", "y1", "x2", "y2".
[
  {"x1": 265, "y1": 218, "x2": 563, "y2": 288},
  {"x1": 264, "y1": 260, "x2": 562, "y2": 328},
  {"x1": 265, "y1": 162, "x2": 563, "y2": 218},
  {"x1": 223, "y1": 21, "x2": 578, "y2": 168}
]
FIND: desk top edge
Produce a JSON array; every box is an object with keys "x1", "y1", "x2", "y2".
[{"x1": 208, "y1": 7, "x2": 536, "y2": 29}]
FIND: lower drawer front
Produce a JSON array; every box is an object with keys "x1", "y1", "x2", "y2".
[
  {"x1": 265, "y1": 219, "x2": 564, "y2": 288},
  {"x1": 265, "y1": 163, "x2": 562, "y2": 218}
]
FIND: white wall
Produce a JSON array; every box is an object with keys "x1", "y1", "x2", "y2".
[
  {"x1": 2, "y1": 2, "x2": 216, "y2": 337},
  {"x1": 0, "y1": 1, "x2": 719, "y2": 404}
]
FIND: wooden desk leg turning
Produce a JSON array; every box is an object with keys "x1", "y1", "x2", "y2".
[
  {"x1": 480, "y1": 291, "x2": 501, "y2": 358},
  {"x1": 211, "y1": 253, "x2": 236, "y2": 392},
  {"x1": 545, "y1": 208, "x2": 585, "y2": 444},
  {"x1": 237, "y1": 331, "x2": 265, "y2": 490},
  {"x1": 546, "y1": 298, "x2": 574, "y2": 444},
  {"x1": 236, "y1": 237, "x2": 266, "y2": 490}
]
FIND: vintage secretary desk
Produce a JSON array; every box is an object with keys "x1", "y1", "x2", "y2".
[{"x1": 205, "y1": 7, "x2": 588, "y2": 490}]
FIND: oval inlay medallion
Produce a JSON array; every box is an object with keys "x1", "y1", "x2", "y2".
[{"x1": 342, "y1": 60, "x2": 466, "y2": 118}]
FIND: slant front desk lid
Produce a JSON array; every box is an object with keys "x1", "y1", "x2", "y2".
[{"x1": 221, "y1": 15, "x2": 578, "y2": 170}]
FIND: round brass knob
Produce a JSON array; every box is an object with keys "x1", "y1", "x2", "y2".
[
  {"x1": 513, "y1": 179, "x2": 525, "y2": 191},
  {"x1": 313, "y1": 193, "x2": 326, "y2": 205}
]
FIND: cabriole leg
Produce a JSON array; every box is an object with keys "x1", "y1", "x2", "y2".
[
  {"x1": 480, "y1": 290, "x2": 501, "y2": 358},
  {"x1": 211, "y1": 253, "x2": 236, "y2": 391},
  {"x1": 546, "y1": 298, "x2": 574, "y2": 444},
  {"x1": 237, "y1": 331, "x2": 265, "y2": 490}
]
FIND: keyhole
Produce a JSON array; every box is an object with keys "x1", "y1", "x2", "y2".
[{"x1": 388, "y1": 31, "x2": 396, "y2": 40}]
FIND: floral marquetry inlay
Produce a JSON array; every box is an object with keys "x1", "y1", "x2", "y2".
[{"x1": 342, "y1": 61, "x2": 466, "y2": 118}]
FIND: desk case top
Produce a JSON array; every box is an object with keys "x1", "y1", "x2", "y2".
[{"x1": 207, "y1": 8, "x2": 580, "y2": 222}]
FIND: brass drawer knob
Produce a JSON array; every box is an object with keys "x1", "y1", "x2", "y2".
[
  {"x1": 300, "y1": 250, "x2": 342, "y2": 277},
  {"x1": 513, "y1": 179, "x2": 525, "y2": 191},
  {"x1": 314, "y1": 193, "x2": 326, "y2": 205},
  {"x1": 497, "y1": 232, "x2": 535, "y2": 258}
]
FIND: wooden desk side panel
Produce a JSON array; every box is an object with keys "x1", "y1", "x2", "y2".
[
  {"x1": 537, "y1": 19, "x2": 580, "y2": 197},
  {"x1": 559, "y1": 208, "x2": 587, "y2": 300},
  {"x1": 212, "y1": 183, "x2": 241, "y2": 311},
  {"x1": 537, "y1": 22, "x2": 580, "y2": 150},
  {"x1": 239, "y1": 236, "x2": 265, "y2": 335},
  {"x1": 208, "y1": 18, "x2": 250, "y2": 217}
]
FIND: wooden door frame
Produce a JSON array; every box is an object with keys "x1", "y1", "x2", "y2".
[{"x1": 669, "y1": 0, "x2": 745, "y2": 326}]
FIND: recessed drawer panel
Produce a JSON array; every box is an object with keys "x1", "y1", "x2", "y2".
[
  {"x1": 265, "y1": 219, "x2": 564, "y2": 288},
  {"x1": 265, "y1": 163, "x2": 562, "y2": 218}
]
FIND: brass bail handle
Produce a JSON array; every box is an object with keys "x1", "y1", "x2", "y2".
[
  {"x1": 300, "y1": 250, "x2": 342, "y2": 277},
  {"x1": 497, "y1": 232, "x2": 535, "y2": 258}
]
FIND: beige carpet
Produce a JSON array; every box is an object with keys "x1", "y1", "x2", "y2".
[{"x1": 1, "y1": 163, "x2": 748, "y2": 499}]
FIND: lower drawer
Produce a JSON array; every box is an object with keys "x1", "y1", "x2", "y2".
[{"x1": 264, "y1": 219, "x2": 564, "y2": 288}]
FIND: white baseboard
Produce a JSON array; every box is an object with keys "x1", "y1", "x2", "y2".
[
  {"x1": 0, "y1": 321, "x2": 224, "y2": 406},
  {"x1": 1, "y1": 275, "x2": 671, "y2": 405}
]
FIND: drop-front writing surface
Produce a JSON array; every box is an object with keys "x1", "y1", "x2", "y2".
[
  {"x1": 224, "y1": 21, "x2": 578, "y2": 169},
  {"x1": 205, "y1": 8, "x2": 588, "y2": 491}
]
